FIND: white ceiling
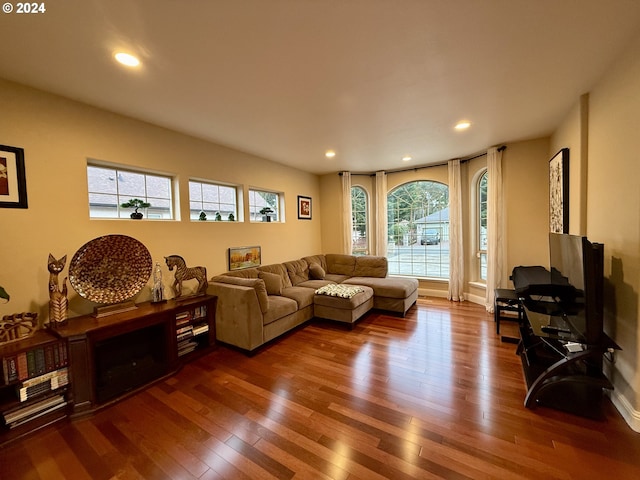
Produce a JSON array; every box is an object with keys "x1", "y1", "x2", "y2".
[{"x1": 1, "y1": 0, "x2": 639, "y2": 175}]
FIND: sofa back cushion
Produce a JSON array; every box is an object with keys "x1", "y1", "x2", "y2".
[
  {"x1": 353, "y1": 256, "x2": 388, "y2": 278},
  {"x1": 210, "y1": 275, "x2": 269, "y2": 313},
  {"x1": 283, "y1": 259, "x2": 309, "y2": 286},
  {"x1": 302, "y1": 255, "x2": 327, "y2": 272},
  {"x1": 222, "y1": 268, "x2": 259, "y2": 279},
  {"x1": 258, "y1": 271, "x2": 283, "y2": 295},
  {"x1": 257, "y1": 263, "x2": 292, "y2": 288},
  {"x1": 325, "y1": 254, "x2": 356, "y2": 276}
]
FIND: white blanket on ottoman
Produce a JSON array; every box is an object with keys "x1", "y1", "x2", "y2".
[{"x1": 315, "y1": 284, "x2": 364, "y2": 299}]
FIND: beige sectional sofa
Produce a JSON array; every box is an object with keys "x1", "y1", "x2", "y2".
[{"x1": 209, "y1": 254, "x2": 418, "y2": 352}]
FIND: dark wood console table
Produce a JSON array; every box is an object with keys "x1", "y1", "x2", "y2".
[{"x1": 51, "y1": 295, "x2": 216, "y2": 416}]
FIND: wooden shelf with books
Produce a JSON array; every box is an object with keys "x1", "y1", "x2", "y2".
[
  {"x1": 51, "y1": 295, "x2": 216, "y2": 417},
  {"x1": 0, "y1": 330, "x2": 70, "y2": 446}
]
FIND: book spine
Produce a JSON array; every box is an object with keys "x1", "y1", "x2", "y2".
[
  {"x1": 34, "y1": 348, "x2": 46, "y2": 375},
  {"x1": 44, "y1": 345, "x2": 55, "y2": 373},
  {"x1": 26, "y1": 350, "x2": 36, "y2": 378},
  {"x1": 17, "y1": 352, "x2": 28, "y2": 381}
]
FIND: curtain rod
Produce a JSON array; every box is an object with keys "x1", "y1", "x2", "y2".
[{"x1": 339, "y1": 145, "x2": 506, "y2": 176}]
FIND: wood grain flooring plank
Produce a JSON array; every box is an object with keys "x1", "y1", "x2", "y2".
[{"x1": 4, "y1": 298, "x2": 640, "y2": 479}]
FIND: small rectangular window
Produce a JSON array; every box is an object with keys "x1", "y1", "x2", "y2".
[
  {"x1": 87, "y1": 163, "x2": 174, "y2": 219},
  {"x1": 189, "y1": 180, "x2": 239, "y2": 221},
  {"x1": 249, "y1": 189, "x2": 281, "y2": 222}
]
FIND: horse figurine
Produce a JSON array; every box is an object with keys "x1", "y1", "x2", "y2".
[{"x1": 164, "y1": 255, "x2": 208, "y2": 297}]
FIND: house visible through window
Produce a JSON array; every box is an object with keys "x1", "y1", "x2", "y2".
[
  {"x1": 249, "y1": 189, "x2": 281, "y2": 222},
  {"x1": 189, "y1": 180, "x2": 238, "y2": 221},
  {"x1": 87, "y1": 164, "x2": 173, "y2": 219},
  {"x1": 351, "y1": 186, "x2": 368, "y2": 255},
  {"x1": 478, "y1": 170, "x2": 488, "y2": 281},
  {"x1": 387, "y1": 180, "x2": 449, "y2": 278}
]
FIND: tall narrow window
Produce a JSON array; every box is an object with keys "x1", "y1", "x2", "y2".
[
  {"x1": 351, "y1": 186, "x2": 368, "y2": 255},
  {"x1": 189, "y1": 181, "x2": 239, "y2": 221},
  {"x1": 249, "y1": 189, "x2": 281, "y2": 222},
  {"x1": 387, "y1": 181, "x2": 449, "y2": 278},
  {"x1": 478, "y1": 171, "x2": 488, "y2": 281},
  {"x1": 87, "y1": 164, "x2": 173, "y2": 219}
]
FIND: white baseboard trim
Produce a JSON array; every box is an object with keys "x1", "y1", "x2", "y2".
[
  {"x1": 465, "y1": 293, "x2": 486, "y2": 306},
  {"x1": 608, "y1": 390, "x2": 640, "y2": 432}
]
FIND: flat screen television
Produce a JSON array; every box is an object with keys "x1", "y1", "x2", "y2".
[{"x1": 548, "y1": 233, "x2": 604, "y2": 345}]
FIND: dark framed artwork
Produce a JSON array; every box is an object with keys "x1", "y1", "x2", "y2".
[
  {"x1": 297, "y1": 195, "x2": 312, "y2": 220},
  {"x1": 549, "y1": 148, "x2": 569, "y2": 234},
  {"x1": 0, "y1": 144, "x2": 28, "y2": 209},
  {"x1": 228, "y1": 246, "x2": 261, "y2": 271}
]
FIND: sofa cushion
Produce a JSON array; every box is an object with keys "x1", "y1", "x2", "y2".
[
  {"x1": 258, "y1": 263, "x2": 292, "y2": 288},
  {"x1": 309, "y1": 263, "x2": 326, "y2": 280},
  {"x1": 302, "y1": 254, "x2": 327, "y2": 271},
  {"x1": 263, "y1": 296, "x2": 298, "y2": 326},
  {"x1": 258, "y1": 271, "x2": 283, "y2": 295},
  {"x1": 211, "y1": 275, "x2": 269, "y2": 313},
  {"x1": 344, "y1": 276, "x2": 418, "y2": 299},
  {"x1": 281, "y1": 286, "x2": 315, "y2": 309},
  {"x1": 325, "y1": 254, "x2": 356, "y2": 275},
  {"x1": 284, "y1": 259, "x2": 310, "y2": 285},
  {"x1": 353, "y1": 256, "x2": 388, "y2": 278},
  {"x1": 222, "y1": 268, "x2": 259, "y2": 279}
]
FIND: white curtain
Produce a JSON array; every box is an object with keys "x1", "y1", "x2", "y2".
[
  {"x1": 485, "y1": 147, "x2": 505, "y2": 312},
  {"x1": 448, "y1": 159, "x2": 464, "y2": 301},
  {"x1": 341, "y1": 172, "x2": 352, "y2": 254},
  {"x1": 374, "y1": 171, "x2": 388, "y2": 256}
]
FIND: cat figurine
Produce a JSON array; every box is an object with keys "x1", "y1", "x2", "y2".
[{"x1": 48, "y1": 253, "x2": 68, "y2": 327}]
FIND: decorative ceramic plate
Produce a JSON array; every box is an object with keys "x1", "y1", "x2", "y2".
[{"x1": 69, "y1": 235, "x2": 153, "y2": 304}]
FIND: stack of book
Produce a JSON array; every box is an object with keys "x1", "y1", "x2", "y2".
[
  {"x1": 2, "y1": 392, "x2": 67, "y2": 429},
  {"x1": 2, "y1": 340, "x2": 68, "y2": 384}
]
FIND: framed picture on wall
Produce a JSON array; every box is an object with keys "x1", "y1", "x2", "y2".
[
  {"x1": 228, "y1": 246, "x2": 261, "y2": 271},
  {"x1": 298, "y1": 195, "x2": 312, "y2": 220},
  {"x1": 549, "y1": 148, "x2": 569, "y2": 234},
  {"x1": 0, "y1": 144, "x2": 28, "y2": 209}
]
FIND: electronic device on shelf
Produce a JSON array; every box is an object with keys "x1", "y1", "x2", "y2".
[{"x1": 513, "y1": 233, "x2": 605, "y2": 346}]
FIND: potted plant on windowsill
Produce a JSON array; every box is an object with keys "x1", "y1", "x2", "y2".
[
  {"x1": 259, "y1": 207, "x2": 274, "y2": 222},
  {"x1": 120, "y1": 198, "x2": 151, "y2": 219}
]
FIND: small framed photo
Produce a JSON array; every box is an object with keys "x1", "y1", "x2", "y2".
[
  {"x1": 549, "y1": 148, "x2": 569, "y2": 234},
  {"x1": 228, "y1": 246, "x2": 261, "y2": 271},
  {"x1": 0, "y1": 144, "x2": 28, "y2": 209},
  {"x1": 298, "y1": 195, "x2": 312, "y2": 220}
]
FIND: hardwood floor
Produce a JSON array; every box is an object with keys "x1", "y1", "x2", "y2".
[{"x1": 2, "y1": 297, "x2": 640, "y2": 479}]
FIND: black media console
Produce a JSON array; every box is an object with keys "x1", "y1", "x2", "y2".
[{"x1": 512, "y1": 234, "x2": 620, "y2": 419}]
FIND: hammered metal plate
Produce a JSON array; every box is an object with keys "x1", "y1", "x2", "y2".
[{"x1": 69, "y1": 235, "x2": 152, "y2": 304}]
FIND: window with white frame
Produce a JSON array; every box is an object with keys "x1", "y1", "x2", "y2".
[
  {"x1": 351, "y1": 186, "x2": 369, "y2": 255},
  {"x1": 189, "y1": 180, "x2": 239, "y2": 221},
  {"x1": 478, "y1": 170, "x2": 488, "y2": 281},
  {"x1": 248, "y1": 189, "x2": 281, "y2": 222},
  {"x1": 387, "y1": 180, "x2": 449, "y2": 278},
  {"x1": 87, "y1": 164, "x2": 173, "y2": 219}
]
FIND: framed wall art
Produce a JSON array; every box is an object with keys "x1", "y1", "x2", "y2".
[
  {"x1": 549, "y1": 148, "x2": 569, "y2": 234},
  {"x1": 228, "y1": 246, "x2": 261, "y2": 271},
  {"x1": 0, "y1": 144, "x2": 28, "y2": 209},
  {"x1": 297, "y1": 195, "x2": 312, "y2": 220}
]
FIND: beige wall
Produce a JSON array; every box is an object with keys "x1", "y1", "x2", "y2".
[
  {"x1": 582, "y1": 31, "x2": 640, "y2": 420},
  {"x1": 0, "y1": 79, "x2": 321, "y2": 318},
  {"x1": 550, "y1": 94, "x2": 589, "y2": 235}
]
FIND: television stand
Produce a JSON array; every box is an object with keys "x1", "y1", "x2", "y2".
[{"x1": 518, "y1": 305, "x2": 619, "y2": 419}]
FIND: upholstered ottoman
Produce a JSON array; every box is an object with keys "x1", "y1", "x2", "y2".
[{"x1": 313, "y1": 285, "x2": 374, "y2": 325}]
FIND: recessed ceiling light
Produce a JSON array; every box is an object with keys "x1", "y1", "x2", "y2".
[
  {"x1": 455, "y1": 121, "x2": 471, "y2": 130},
  {"x1": 402, "y1": 155, "x2": 412, "y2": 162},
  {"x1": 114, "y1": 52, "x2": 140, "y2": 67},
  {"x1": 325, "y1": 150, "x2": 336, "y2": 158}
]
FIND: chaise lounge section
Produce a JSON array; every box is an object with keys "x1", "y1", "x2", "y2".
[{"x1": 209, "y1": 254, "x2": 418, "y2": 352}]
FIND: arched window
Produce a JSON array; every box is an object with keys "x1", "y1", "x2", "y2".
[
  {"x1": 478, "y1": 171, "x2": 488, "y2": 281},
  {"x1": 387, "y1": 181, "x2": 449, "y2": 278},
  {"x1": 351, "y1": 186, "x2": 368, "y2": 255}
]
